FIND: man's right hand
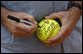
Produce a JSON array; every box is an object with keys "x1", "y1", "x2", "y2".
[{"x1": 1, "y1": 7, "x2": 38, "y2": 37}]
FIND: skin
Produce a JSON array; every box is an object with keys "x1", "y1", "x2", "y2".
[
  {"x1": 45, "y1": 1, "x2": 82, "y2": 46},
  {"x1": 1, "y1": 1, "x2": 82, "y2": 46},
  {"x1": 1, "y1": 6, "x2": 38, "y2": 37}
]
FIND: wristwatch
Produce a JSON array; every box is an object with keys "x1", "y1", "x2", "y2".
[{"x1": 68, "y1": 2, "x2": 82, "y2": 12}]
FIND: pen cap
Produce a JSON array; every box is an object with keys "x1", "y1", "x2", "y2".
[{"x1": 7, "y1": 15, "x2": 20, "y2": 22}]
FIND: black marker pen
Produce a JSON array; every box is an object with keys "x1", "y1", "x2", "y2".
[{"x1": 7, "y1": 15, "x2": 34, "y2": 25}]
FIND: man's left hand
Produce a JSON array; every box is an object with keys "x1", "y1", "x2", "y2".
[{"x1": 44, "y1": 8, "x2": 81, "y2": 46}]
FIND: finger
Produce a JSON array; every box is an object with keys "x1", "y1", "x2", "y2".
[
  {"x1": 45, "y1": 14, "x2": 62, "y2": 22},
  {"x1": 13, "y1": 28, "x2": 33, "y2": 37},
  {"x1": 15, "y1": 23, "x2": 37, "y2": 33},
  {"x1": 45, "y1": 40, "x2": 62, "y2": 47},
  {"x1": 12, "y1": 30, "x2": 30, "y2": 37},
  {"x1": 45, "y1": 12, "x2": 66, "y2": 19},
  {"x1": 22, "y1": 15, "x2": 38, "y2": 25},
  {"x1": 13, "y1": 29, "x2": 28, "y2": 34},
  {"x1": 15, "y1": 24, "x2": 37, "y2": 34}
]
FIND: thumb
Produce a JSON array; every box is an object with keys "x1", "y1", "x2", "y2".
[{"x1": 45, "y1": 13, "x2": 61, "y2": 20}]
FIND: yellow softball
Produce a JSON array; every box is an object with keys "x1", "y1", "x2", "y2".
[{"x1": 36, "y1": 19, "x2": 61, "y2": 43}]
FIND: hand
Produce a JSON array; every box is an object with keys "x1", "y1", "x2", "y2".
[
  {"x1": 44, "y1": 7, "x2": 81, "y2": 46},
  {"x1": 4, "y1": 12, "x2": 38, "y2": 37}
]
